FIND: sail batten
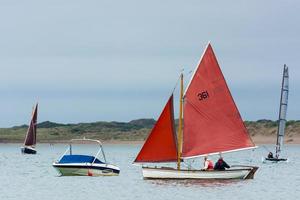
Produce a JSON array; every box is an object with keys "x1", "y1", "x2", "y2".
[
  {"x1": 134, "y1": 95, "x2": 178, "y2": 163},
  {"x1": 182, "y1": 44, "x2": 255, "y2": 158}
]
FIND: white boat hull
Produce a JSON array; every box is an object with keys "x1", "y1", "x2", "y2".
[
  {"x1": 53, "y1": 163, "x2": 120, "y2": 176},
  {"x1": 142, "y1": 166, "x2": 258, "y2": 180}
]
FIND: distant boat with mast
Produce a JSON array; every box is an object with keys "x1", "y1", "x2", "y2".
[
  {"x1": 264, "y1": 65, "x2": 289, "y2": 162},
  {"x1": 134, "y1": 43, "x2": 258, "y2": 180},
  {"x1": 21, "y1": 103, "x2": 38, "y2": 154}
]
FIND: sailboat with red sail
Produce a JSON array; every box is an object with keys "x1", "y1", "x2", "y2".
[
  {"x1": 134, "y1": 43, "x2": 258, "y2": 179},
  {"x1": 21, "y1": 103, "x2": 38, "y2": 154}
]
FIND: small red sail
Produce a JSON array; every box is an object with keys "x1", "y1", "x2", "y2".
[
  {"x1": 134, "y1": 95, "x2": 178, "y2": 163},
  {"x1": 24, "y1": 103, "x2": 38, "y2": 146},
  {"x1": 182, "y1": 43, "x2": 255, "y2": 158}
]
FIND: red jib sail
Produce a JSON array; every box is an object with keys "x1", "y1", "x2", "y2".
[
  {"x1": 134, "y1": 95, "x2": 178, "y2": 163},
  {"x1": 182, "y1": 43, "x2": 255, "y2": 158},
  {"x1": 24, "y1": 103, "x2": 38, "y2": 146}
]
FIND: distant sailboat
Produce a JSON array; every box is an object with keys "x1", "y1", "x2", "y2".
[
  {"x1": 134, "y1": 43, "x2": 258, "y2": 180},
  {"x1": 21, "y1": 103, "x2": 38, "y2": 154},
  {"x1": 265, "y1": 65, "x2": 289, "y2": 162}
]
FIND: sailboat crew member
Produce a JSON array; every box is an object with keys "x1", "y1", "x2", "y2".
[
  {"x1": 214, "y1": 155, "x2": 230, "y2": 171},
  {"x1": 202, "y1": 156, "x2": 214, "y2": 171},
  {"x1": 267, "y1": 152, "x2": 274, "y2": 159}
]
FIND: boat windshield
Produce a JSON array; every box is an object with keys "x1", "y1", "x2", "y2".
[{"x1": 59, "y1": 155, "x2": 104, "y2": 164}]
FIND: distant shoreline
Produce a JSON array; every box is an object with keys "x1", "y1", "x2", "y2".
[
  {"x1": 0, "y1": 140, "x2": 144, "y2": 144},
  {"x1": 1, "y1": 136, "x2": 300, "y2": 145},
  {"x1": 251, "y1": 136, "x2": 300, "y2": 145},
  {"x1": 1, "y1": 119, "x2": 299, "y2": 145}
]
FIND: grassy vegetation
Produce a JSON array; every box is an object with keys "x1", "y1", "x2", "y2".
[
  {"x1": 0, "y1": 119, "x2": 299, "y2": 142},
  {"x1": 245, "y1": 119, "x2": 300, "y2": 138},
  {"x1": 0, "y1": 119, "x2": 155, "y2": 142}
]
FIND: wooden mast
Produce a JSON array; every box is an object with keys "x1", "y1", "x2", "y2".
[{"x1": 177, "y1": 73, "x2": 183, "y2": 170}]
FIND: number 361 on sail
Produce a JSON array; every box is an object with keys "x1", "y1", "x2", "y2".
[{"x1": 197, "y1": 91, "x2": 209, "y2": 101}]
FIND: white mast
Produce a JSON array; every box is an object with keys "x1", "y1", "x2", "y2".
[{"x1": 275, "y1": 65, "x2": 289, "y2": 158}]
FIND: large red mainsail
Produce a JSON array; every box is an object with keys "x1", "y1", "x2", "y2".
[
  {"x1": 182, "y1": 43, "x2": 255, "y2": 158},
  {"x1": 134, "y1": 95, "x2": 178, "y2": 163},
  {"x1": 24, "y1": 103, "x2": 38, "y2": 146}
]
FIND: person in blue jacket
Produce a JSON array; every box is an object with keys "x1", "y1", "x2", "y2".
[{"x1": 214, "y1": 155, "x2": 230, "y2": 170}]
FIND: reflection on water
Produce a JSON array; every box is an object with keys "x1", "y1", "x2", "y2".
[{"x1": 148, "y1": 179, "x2": 240, "y2": 187}]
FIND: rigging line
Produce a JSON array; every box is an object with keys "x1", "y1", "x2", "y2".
[
  {"x1": 248, "y1": 147, "x2": 257, "y2": 163},
  {"x1": 182, "y1": 161, "x2": 196, "y2": 170},
  {"x1": 170, "y1": 68, "x2": 194, "y2": 95},
  {"x1": 262, "y1": 145, "x2": 271, "y2": 153},
  {"x1": 170, "y1": 68, "x2": 184, "y2": 94},
  {"x1": 182, "y1": 70, "x2": 193, "y2": 99}
]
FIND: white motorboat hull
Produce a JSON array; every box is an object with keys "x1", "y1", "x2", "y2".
[
  {"x1": 142, "y1": 166, "x2": 258, "y2": 180},
  {"x1": 53, "y1": 163, "x2": 120, "y2": 176}
]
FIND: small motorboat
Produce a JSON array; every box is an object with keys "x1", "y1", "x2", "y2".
[{"x1": 53, "y1": 138, "x2": 120, "y2": 176}]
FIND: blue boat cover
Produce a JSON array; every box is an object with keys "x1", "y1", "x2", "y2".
[{"x1": 59, "y1": 155, "x2": 104, "y2": 164}]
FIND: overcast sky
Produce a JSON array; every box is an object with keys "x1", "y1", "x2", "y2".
[{"x1": 0, "y1": 0, "x2": 299, "y2": 127}]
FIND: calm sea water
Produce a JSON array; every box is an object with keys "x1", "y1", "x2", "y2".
[{"x1": 0, "y1": 143, "x2": 299, "y2": 200}]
